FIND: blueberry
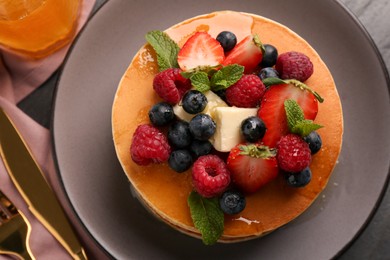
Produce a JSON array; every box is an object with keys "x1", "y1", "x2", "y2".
[
  {"x1": 148, "y1": 102, "x2": 175, "y2": 126},
  {"x1": 168, "y1": 149, "x2": 193, "y2": 173},
  {"x1": 284, "y1": 167, "x2": 312, "y2": 187},
  {"x1": 168, "y1": 120, "x2": 192, "y2": 148},
  {"x1": 190, "y1": 140, "x2": 213, "y2": 158},
  {"x1": 303, "y1": 131, "x2": 322, "y2": 154},
  {"x1": 216, "y1": 31, "x2": 237, "y2": 52},
  {"x1": 261, "y1": 44, "x2": 278, "y2": 67},
  {"x1": 219, "y1": 190, "x2": 246, "y2": 215},
  {"x1": 182, "y1": 90, "x2": 208, "y2": 114},
  {"x1": 258, "y1": 67, "x2": 279, "y2": 81},
  {"x1": 189, "y1": 114, "x2": 216, "y2": 141},
  {"x1": 241, "y1": 116, "x2": 267, "y2": 142},
  {"x1": 213, "y1": 89, "x2": 227, "y2": 102}
]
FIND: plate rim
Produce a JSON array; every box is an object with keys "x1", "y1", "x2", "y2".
[
  {"x1": 326, "y1": 0, "x2": 390, "y2": 258},
  {"x1": 50, "y1": 0, "x2": 390, "y2": 258}
]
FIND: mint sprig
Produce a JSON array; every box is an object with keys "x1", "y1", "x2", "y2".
[
  {"x1": 210, "y1": 65, "x2": 244, "y2": 91},
  {"x1": 188, "y1": 191, "x2": 224, "y2": 245},
  {"x1": 190, "y1": 72, "x2": 210, "y2": 92},
  {"x1": 292, "y1": 120, "x2": 323, "y2": 137},
  {"x1": 284, "y1": 99, "x2": 323, "y2": 137},
  {"x1": 182, "y1": 64, "x2": 244, "y2": 93},
  {"x1": 262, "y1": 77, "x2": 324, "y2": 103},
  {"x1": 145, "y1": 30, "x2": 180, "y2": 71}
]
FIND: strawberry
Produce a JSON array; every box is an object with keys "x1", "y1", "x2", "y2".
[
  {"x1": 222, "y1": 34, "x2": 264, "y2": 73},
  {"x1": 227, "y1": 144, "x2": 278, "y2": 194},
  {"x1": 177, "y1": 32, "x2": 224, "y2": 71},
  {"x1": 258, "y1": 81, "x2": 319, "y2": 148}
]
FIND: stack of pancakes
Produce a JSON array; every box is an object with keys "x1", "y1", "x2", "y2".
[{"x1": 112, "y1": 11, "x2": 343, "y2": 242}]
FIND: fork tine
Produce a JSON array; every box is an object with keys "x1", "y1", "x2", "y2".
[
  {"x1": 0, "y1": 190, "x2": 34, "y2": 260},
  {"x1": 0, "y1": 191, "x2": 17, "y2": 220}
]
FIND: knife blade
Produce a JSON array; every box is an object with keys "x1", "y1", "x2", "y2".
[{"x1": 0, "y1": 108, "x2": 87, "y2": 260}]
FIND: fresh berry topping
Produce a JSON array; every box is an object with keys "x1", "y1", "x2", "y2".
[
  {"x1": 167, "y1": 120, "x2": 193, "y2": 148},
  {"x1": 130, "y1": 124, "x2": 171, "y2": 165},
  {"x1": 222, "y1": 34, "x2": 264, "y2": 73},
  {"x1": 241, "y1": 116, "x2": 267, "y2": 143},
  {"x1": 258, "y1": 67, "x2": 279, "y2": 81},
  {"x1": 261, "y1": 44, "x2": 278, "y2": 67},
  {"x1": 177, "y1": 32, "x2": 224, "y2": 71},
  {"x1": 182, "y1": 90, "x2": 208, "y2": 114},
  {"x1": 277, "y1": 134, "x2": 311, "y2": 173},
  {"x1": 219, "y1": 190, "x2": 246, "y2": 215},
  {"x1": 213, "y1": 89, "x2": 227, "y2": 102},
  {"x1": 192, "y1": 155, "x2": 231, "y2": 198},
  {"x1": 153, "y1": 68, "x2": 192, "y2": 104},
  {"x1": 227, "y1": 144, "x2": 278, "y2": 193},
  {"x1": 225, "y1": 74, "x2": 266, "y2": 108},
  {"x1": 148, "y1": 102, "x2": 175, "y2": 126},
  {"x1": 275, "y1": 51, "x2": 313, "y2": 82},
  {"x1": 216, "y1": 31, "x2": 237, "y2": 52},
  {"x1": 258, "y1": 83, "x2": 318, "y2": 147},
  {"x1": 284, "y1": 167, "x2": 312, "y2": 187},
  {"x1": 168, "y1": 149, "x2": 193, "y2": 173},
  {"x1": 189, "y1": 114, "x2": 216, "y2": 140},
  {"x1": 303, "y1": 131, "x2": 322, "y2": 154},
  {"x1": 190, "y1": 139, "x2": 213, "y2": 158}
]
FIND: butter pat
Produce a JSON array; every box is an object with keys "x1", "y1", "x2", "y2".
[
  {"x1": 173, "y1": 90, "x2": 228, "y2": 122},
  {"x1": 211, "y1": 107, "x2": 258, "y2": 152}
]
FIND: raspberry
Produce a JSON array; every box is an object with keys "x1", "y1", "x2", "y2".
[
  {"x1": 192, "y1": 155, "x2": 231, "y2": 198},
  {"x1": 276, "y1": 134, "x2": 311, "y2": 173},
  {"x1": 153, "y1": 68, "x2": 192, "y2": 104},
  {"x1": 275, "y1": 51, "x2": 313, "y2": 82},
  {"x1": 130, "y1": 124, "x2": 171, "y2": 165},
  {"x1": 225, "y1": 74, "x2": 266, "y2": 108}
]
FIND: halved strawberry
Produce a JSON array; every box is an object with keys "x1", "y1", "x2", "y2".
[
  {"x1": 258, "y1": 82, "x2": 319, "y2": 148},
  {"x1": 222, "y1": 35, "x2": 264, "y2": 73},
  {"x1": 227, "y1": 144, "x2": 278, "y2": 194},
  {"x1": 177, "y1": 32, "x2": 224, "y2": 71}
]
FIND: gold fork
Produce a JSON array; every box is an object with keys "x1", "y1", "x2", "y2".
[{"x1": 0, "y1": 190, "x2": 34, "y2": 260}]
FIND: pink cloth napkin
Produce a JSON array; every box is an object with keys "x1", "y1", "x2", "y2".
[{"x1": 0, "y1": 1, "x2": 109, "y2": 259}]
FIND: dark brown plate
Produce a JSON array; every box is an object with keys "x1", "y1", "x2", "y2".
[{"x1": 52, "y1": 0, "x2": 390, "y2": 259}]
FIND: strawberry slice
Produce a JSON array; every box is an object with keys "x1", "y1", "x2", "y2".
[
  {"x1": 258, "y1": 82, "x2": 319, "y2": 148},
  {"x1": 222, "y1": 34, "x2": 264, "y2": 73},
  {"x1": 227, "y1": 144, "x2": 278, "y2": 194},
  {"x1": 177, "y1": 32, "x2": 224, "y2": 71}
]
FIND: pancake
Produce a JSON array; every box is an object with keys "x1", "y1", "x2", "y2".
[{"x1": 112, "y1": 11, "x2": 343, "y2": 242}]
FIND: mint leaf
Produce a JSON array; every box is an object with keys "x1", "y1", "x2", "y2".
[
  {"x1": 188, "y1": 191, "x2": 224, "y2": 245},
  {"x1": 190, "y1": 72, "x2": 210, "y2": 92},
  {"x1": 284, "y1": 99, "x2": 305, "y2": 132},
  {"x1": 180, "y1": 71, "x2": 193, "y2": 79},
  {"x1": 145, "y1": 30, "x2": 180, "y2": 71},
  {"x1": 210, "y1": 64, "x2": 244, "y2": 91},
  {"x1": 284, "y1": 99, "x2": 323, "y2": 137},
  {"x1": 262, "y1": 77, "x2": 286, "y2": 87},
  {"x1": 292, "y1": 120, "x2": 323, "y2": 137}
]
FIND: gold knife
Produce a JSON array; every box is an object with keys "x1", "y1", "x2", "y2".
[{"x1": 0, "y1": 108, "x2": 87, "y2": 260}]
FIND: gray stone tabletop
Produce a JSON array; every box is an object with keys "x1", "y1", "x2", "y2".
[{"x1": 17, "y1": 0, "x2": 390, "y2": 259}]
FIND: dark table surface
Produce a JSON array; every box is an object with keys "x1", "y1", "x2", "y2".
[{"x1": 17, "y1": 0, "x2": 390, "y2": 259}]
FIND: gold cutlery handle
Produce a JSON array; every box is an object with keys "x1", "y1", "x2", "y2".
[{"x1": 0, "y1": 195, "x2": 34, "y2": 259}]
